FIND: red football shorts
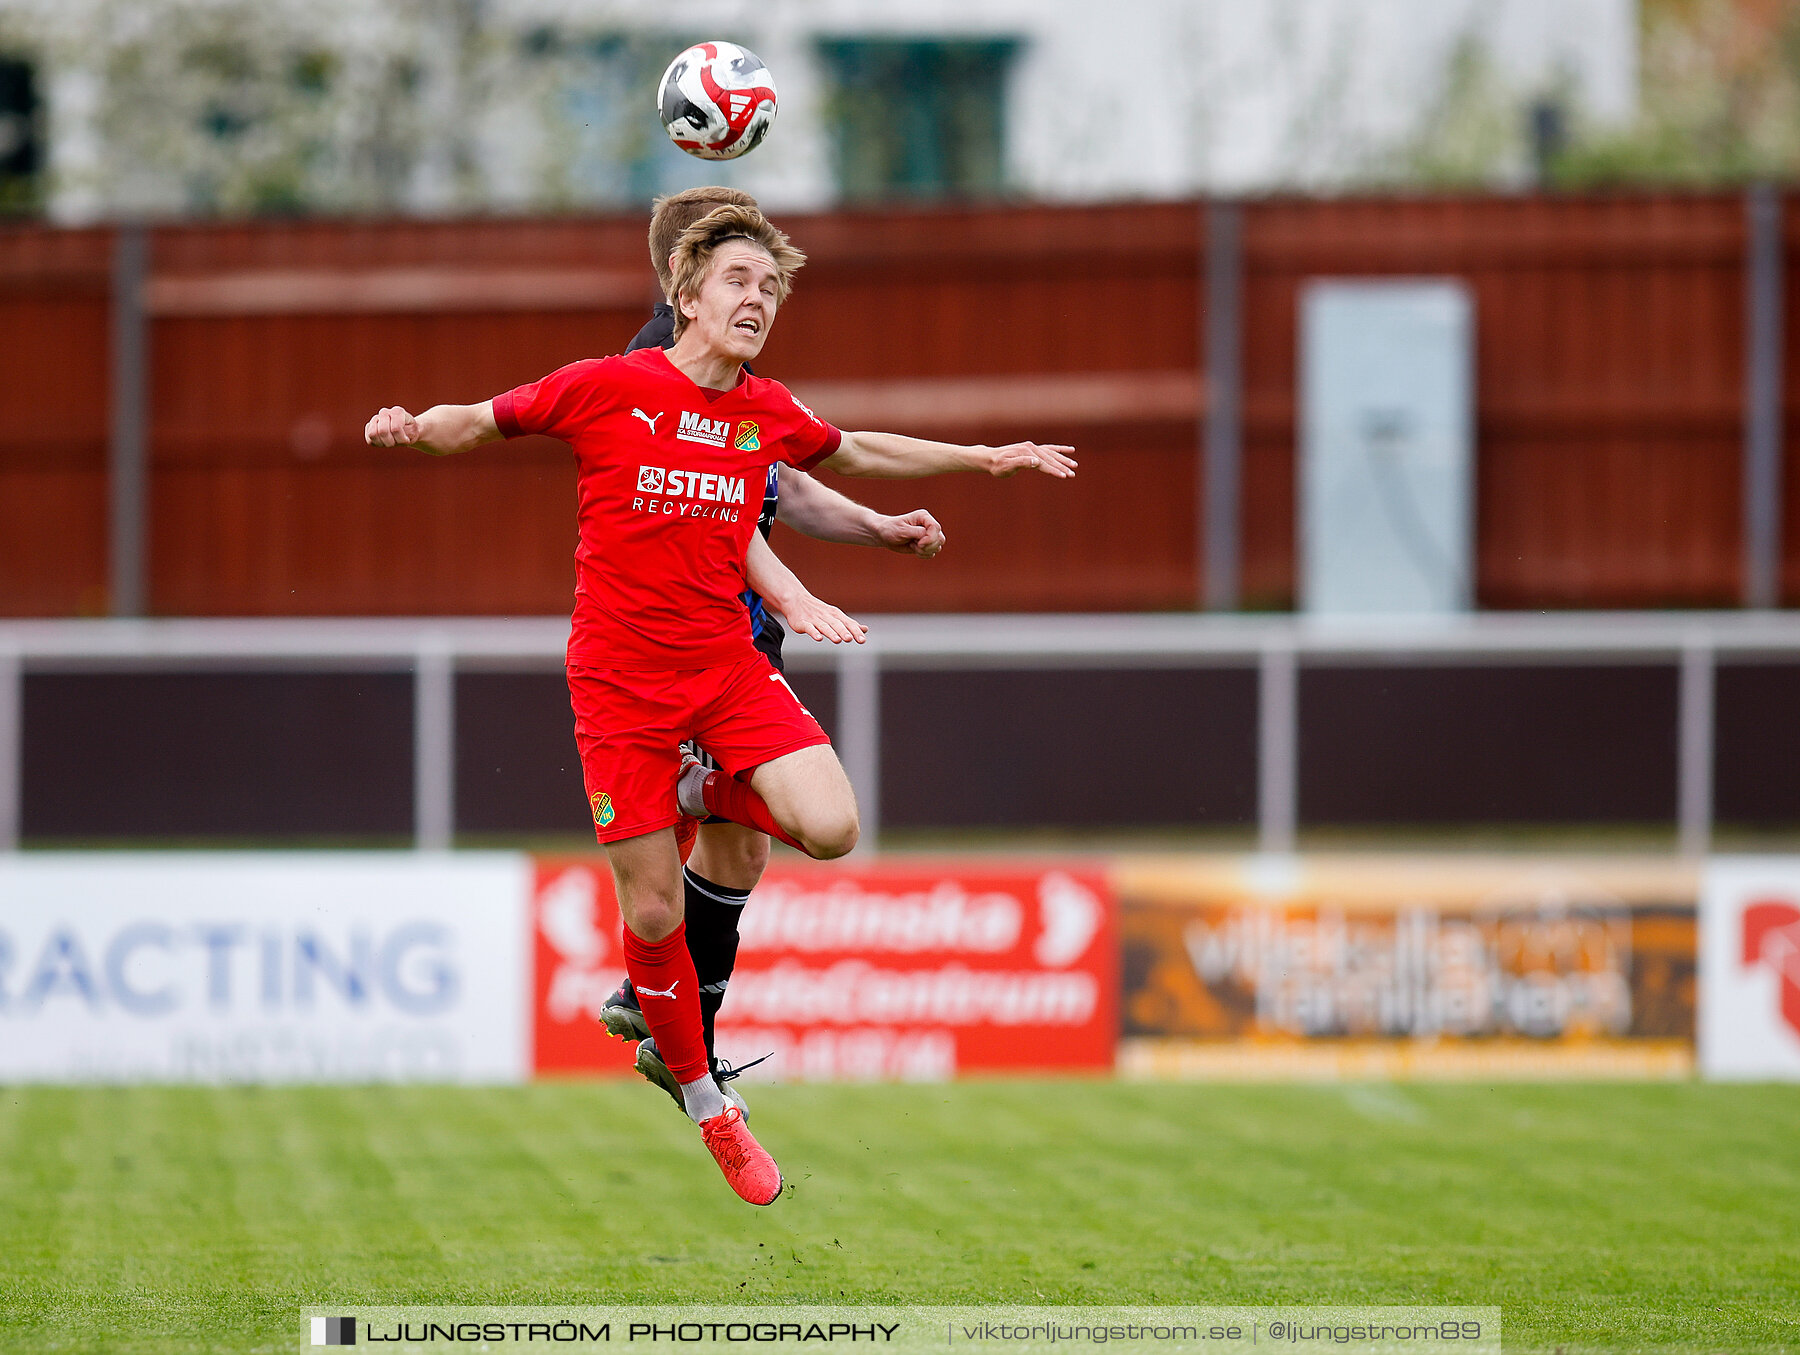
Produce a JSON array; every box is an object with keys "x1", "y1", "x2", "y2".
[{"x1": 567, "y1": 655, "x2": 830, "y2": 843}]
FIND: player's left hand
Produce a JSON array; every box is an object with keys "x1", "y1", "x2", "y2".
[
  {"x1": 985, "y1": 442, "x2": 1077, "y2": 479},
  {"x1": 780, "y1": 592, "x2": 869, "y2": 645},
  {"x1": 876, "y1": 509, "x2": 946, "y2": 558}
]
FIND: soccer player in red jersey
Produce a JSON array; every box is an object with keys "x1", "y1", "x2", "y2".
[
  {"x1": 365, "y1": 204, "x2": 1074, "y2": 1204},
  {"x1": 605, "y1": 186, "x2": 950, "y2": 1119}
]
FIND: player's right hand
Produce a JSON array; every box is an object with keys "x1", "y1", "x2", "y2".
[
  {"x1": 365, "y1": 406, "x2": 422, "y2": 447},
  {"x1": 985, "y1": 442, "x2": 1078, "y2": 479},
  {"x1": 781, "y1": 593, "x2": 869, "y2": 646}
]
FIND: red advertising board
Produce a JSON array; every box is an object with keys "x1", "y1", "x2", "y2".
[
  {"x1": 530, "y1": 858, "x2": 1116, "y2": 1079},
  {"x1": 532, "y1": 859, "x2": 639, "y2": 1075}
]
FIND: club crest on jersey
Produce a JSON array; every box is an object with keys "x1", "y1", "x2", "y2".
[
  {"x1": 589, "y1": 791, "x2": 615, "y2": 828},
  {"x1": 677, "y1": 410, "x2": 731, "y2": 448},
  {"x1": 734, "y1": 420, "x2": 761, "y2": 451}
]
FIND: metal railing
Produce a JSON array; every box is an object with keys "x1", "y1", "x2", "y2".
[{"x1": 5, "y1": 611, "x2": 1800, "y2": 854}]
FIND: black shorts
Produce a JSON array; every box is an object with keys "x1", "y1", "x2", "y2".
[{"x1": 754, "y1": 614, "x2": 787, "y2": 676}]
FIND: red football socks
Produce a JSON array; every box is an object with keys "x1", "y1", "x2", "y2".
[
  {"x1": 700, "y1": 770, "x2": 810, "y2": 856},
  {"x1": 621, "y1": 921, "x2": 709, "y2": 1084}
]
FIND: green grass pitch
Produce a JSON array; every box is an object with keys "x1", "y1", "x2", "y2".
[{"x1": 2, "y1": 1081, "x2": 1796, "y2": 1354}]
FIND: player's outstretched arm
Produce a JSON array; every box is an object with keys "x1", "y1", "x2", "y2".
[
  {"x1": 776, "y1": 467, "x2": 946, "y2": 557},
  {"x1": 745, "y1": 532, "x2": 868, "y2": 645},
  {"x1": 820, "y1": 430, "x2": 1076, "y2": 481},
  {"x1": 364, "y1": 401, "x2": 503, "y2": 457}
]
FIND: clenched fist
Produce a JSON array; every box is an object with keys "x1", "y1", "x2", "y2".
[
  {"x1": 365, "y1": 407, "x2": 422, "y2": 447},
  {"x1": 876, "y1": 509, "x2": 947, "y2": 558}
]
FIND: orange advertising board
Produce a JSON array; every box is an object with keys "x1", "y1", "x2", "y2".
[{"x1": 1118, "y1": 856, "x2": 1697, "y2": 1078}]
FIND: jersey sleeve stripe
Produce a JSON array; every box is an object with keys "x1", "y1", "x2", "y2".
[
  {"x1": 492, "y1": 390, "x2": 524, "y2": 439},
  {"x1": 797, "y1": 424, "x2": 841, "y2": 470}
]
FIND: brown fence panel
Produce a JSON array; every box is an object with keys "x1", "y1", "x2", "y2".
[
  {"x1": 1, "y1": 195, "x2": 1792, "y2": 617},
  {"x1": 142, "y1": 203, "x2": 1203, "y2": 616},
  {"x1": 1240, "y1": 193, "x2": 1749, "y2": 609},
  {"x1": 770, "y1": 201, "x2": 1203, "y2": 612},
  {"x1": 145, "y1": 218, "x2": 655, "y2": 614},
  {"x1": 0, "y1": 227, "x2": 113, "y2": 616}
]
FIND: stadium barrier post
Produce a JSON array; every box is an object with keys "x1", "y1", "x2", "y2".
[
  {"x1": 413, "y1": 637, "x2": 455, "y2": 851},
  {"x1": 1203, "y1": 198, "x2": 1243, "y2": 612},
  {"x1": 1743, "y1": 183, "x2": 1785, "y2": 610},
  {"x1": 109, "y1": 225, "x2": 149, "y2": 619},
  {"x1": 0, "y1": 646, "x2": 19, "y2": 851},
  {"x1": 1257, "y1": 640, "x2": 1298, "y2": 854},
  {"x1": 1677, "y1": 639, "x2": 1715, "y2": 859},
  {"x1": 836, "y1": 639, "x2": 881, "y2": 851}
]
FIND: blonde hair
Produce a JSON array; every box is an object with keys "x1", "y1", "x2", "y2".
[
  {"x1": 669, "y1": 204, "x2": 806, "y2": 341},
  {"x1": 648, "y1": 186, "x2": 759, "y2": 299}
]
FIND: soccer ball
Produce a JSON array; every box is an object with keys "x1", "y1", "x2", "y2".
[{"x1": 656, "y1": 42, "x2": 778, "y2": 161}]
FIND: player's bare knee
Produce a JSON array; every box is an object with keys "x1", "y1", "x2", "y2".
[
  {"x1": 712, "y1": 826, "x2": 771, "y2": 880},
  {"x1": 802, "y1": 806, "x2": 860, "y2": 860},
  {"x1": 691, "y1": 823, "x2": 771, "y2": 889},
  {"x1": 735, "y1": 832, "x2": 772, "y2": 878},
  {"x1": 618, "y1": 891, "x2": 683, "y2": 942}
]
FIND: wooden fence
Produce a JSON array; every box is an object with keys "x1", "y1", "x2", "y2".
[{"x1": 0, "y1": 192, "x2": 1793, "y2": 617}]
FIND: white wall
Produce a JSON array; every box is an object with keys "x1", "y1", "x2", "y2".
[
  {"x1": 8, "y1": 0, "x2": 1638, "y2": 219},
  {"x1": 522, "y1": 0, "x2": 1637, "y2": 205}
]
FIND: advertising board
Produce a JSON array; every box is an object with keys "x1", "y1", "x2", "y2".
[
  {"x1": 531, "y1": 859, "x2": 1116, "y2": 1080},
  {"x1": 1119, "y1": 856, "x2": 1696, "y2": 1078},
  {"x1": 1, "y1": 848, "x2": 1731, "y2": 1084},
  {"x1": 1699, "y1": 857, "x2": 1800, "y2": 1079},
  {"x1": 0, "y1": 854, "x2": 531, "y2": 1082}
]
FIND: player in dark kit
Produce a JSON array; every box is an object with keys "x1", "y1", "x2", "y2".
[
  {"x1": 600, "y1": 187, "x2": 948, "y2": 1117},
  {"x1": 365, "y1": 203, "x2": 1074, "y2": 1204}
]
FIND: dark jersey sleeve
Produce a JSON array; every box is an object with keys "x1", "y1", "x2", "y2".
[
  {"x1": 625, "y1": 303, "x2": 754, "y2": 377},
  {"x1": 626, "y1": 305, "x2": 676, "y2": 354}
]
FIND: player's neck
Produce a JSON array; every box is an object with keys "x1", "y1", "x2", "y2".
[{"x1": 664, "y1": 334, "x2": 744, "y2": 394}]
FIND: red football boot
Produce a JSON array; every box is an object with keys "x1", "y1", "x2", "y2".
[
  {"x1": 699, "y1": 1104, "x2": 782, "y2": 1206},
  {"x1": 675, "y1": 812, "x2": 699, "y2": 865}
]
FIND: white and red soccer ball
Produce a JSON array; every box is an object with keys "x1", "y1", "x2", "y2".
[{"x1": 657, "y1": 42, "x2": 778, "y2": 161}]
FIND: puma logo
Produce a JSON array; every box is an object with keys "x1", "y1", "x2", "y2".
[
  {"x1": 632, "y1": 408, "x2": 663, "y2": 434},
  {"x1": 637, "y1": 980, "x2": 680, "y2": 1000}
]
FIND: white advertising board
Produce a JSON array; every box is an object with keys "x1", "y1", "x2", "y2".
[
  {"x1": 0, "y1": 854, "x2": 531, "y2": 1083},
  {"x1": 1700, "y1": 857, "x2": 1800, "y2": 1079}
]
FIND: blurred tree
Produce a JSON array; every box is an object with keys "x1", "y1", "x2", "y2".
[
  {"x1": 0, "y1": 1, "x2": 730, "y2": 220},
  {"x1": 1396, "y1": 35, "x2": 1534, "y2": 189},
  {"x1": 1558, "y1": 0, "x2": 1800, "y2": 185},
  {"x1": 1355, "y1": 0, "x2": 1799, "y2": 191},
  {"x1": 16, "y1": 1, "x2": 438, "y2": 218}
]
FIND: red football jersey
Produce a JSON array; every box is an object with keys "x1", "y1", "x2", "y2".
[{"x1": 493, "y1": 346, "x2": 840, "y2": 669}]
